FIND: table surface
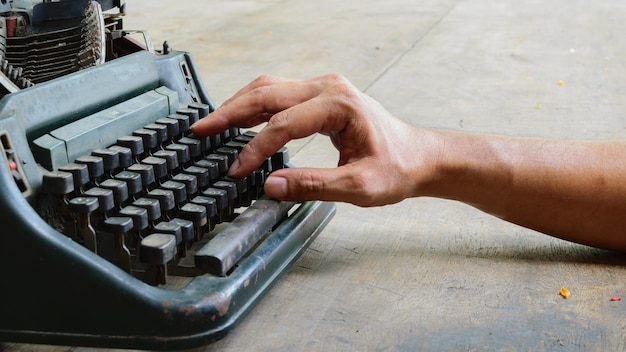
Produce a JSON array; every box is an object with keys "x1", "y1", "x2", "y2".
[{"x1": 3, "y1": 1, "x2": 626, "y2": 351}]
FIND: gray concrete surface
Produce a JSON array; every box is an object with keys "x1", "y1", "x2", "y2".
[{"x1": 4, "y1": 0, "x2": 626, "y2": 351}]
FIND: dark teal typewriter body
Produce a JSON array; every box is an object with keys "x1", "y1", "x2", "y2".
[{"x1": 0, "y1": 49, "x2": 335, "y2": 349}]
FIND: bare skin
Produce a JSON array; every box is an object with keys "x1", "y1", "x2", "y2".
[{"x1": 190, "y1": 74, "x2": 626, "y2": 252}]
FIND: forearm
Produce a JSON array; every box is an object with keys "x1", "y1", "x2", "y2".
[{"x1": 422, "y1": 130, "x2": 626, "y2": 251}]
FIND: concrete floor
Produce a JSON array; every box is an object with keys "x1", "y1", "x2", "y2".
[{"x1": 4, "y1": 0, "x2": 626, "y2": 351}]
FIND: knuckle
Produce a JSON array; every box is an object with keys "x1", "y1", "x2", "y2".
[
  {"x1": 321, "y1": 73, "x2": 349, "y2": 85},
  {"x1": 266, "y1": 110, "x2": 291, "y2": 134},
  {"x1": 254, "y1": 74, "x2": 279, "y2": 86}
]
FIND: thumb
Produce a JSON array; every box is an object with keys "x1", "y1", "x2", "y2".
[{"x1": 263, "y1": 167, "x2": 354, "y2": 203}]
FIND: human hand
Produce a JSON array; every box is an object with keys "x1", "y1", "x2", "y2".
[{"x1": 190, "y1": 74, "x2": 442, "y2": 206}]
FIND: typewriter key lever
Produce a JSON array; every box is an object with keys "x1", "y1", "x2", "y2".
[
  {"x1": 104, "y1": 216, "x2": 134, "y2": 273},
  {"x1": 140, "y1": 233, "x2": 177, "y2": 285},
  {"x1": 68, "y1": 196, "x2": 99, "y2": 252}
]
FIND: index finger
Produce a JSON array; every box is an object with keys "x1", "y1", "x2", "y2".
[
  {"x1": 227, "y1": 85, "x2": 354, "y2": 178},
  {"x1": 189, "y1": 76, "x2": 324, "y2": 137},
  {"x1": 191, "y1": 75, "x2": 336, "y2": 136}
]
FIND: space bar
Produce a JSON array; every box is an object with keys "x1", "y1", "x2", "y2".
[{"x1": 195, "y1": 199, "x2": 296, "y2": 276}]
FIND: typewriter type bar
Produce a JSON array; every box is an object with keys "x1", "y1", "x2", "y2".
[{"x1": 0, "y1": 50, "x2": 335, "y2": 350}]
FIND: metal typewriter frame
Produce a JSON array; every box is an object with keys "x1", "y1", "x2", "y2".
[{"x1": 0, "y1": 50, "x2": 335, "y2": 349}]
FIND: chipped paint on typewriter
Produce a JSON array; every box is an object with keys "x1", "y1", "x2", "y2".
[{"x1": 0, "y1": 1, "x2": 335, "y2": 349}]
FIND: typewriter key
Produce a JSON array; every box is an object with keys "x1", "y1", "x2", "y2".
[
  {"x1": 68, "y1": 196, "x2": 99, "y2": 253},
  {"x1": 132, "y1": 197, "x2": 162, "y2": 225},
  {"x1": 104, "y1": 216, "x2": 134, "y2": 273},
  {"x1": 92, "y1": 148, "x2": 120, "y2": 177},
  {"x1": 191, "y1": 195, "x2": 217, "y2": 231},
  {"x1": 187, "y1": 102, "x2": 211, "y2": 117},
  {"x1": 176, "y1": 107, "x2": 200, "y2": 125},
  {"x1": 58, "y1": 163, "x2": 89, "y2": 193},
  {"x1": 140, "y1": 233, "x2": 177, "y2": 285}
]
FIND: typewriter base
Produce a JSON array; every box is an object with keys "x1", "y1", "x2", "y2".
[{"x1": 0, "y1": 198, "x2": 335, "y2": 350}]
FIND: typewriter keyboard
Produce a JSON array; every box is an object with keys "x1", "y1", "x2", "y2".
[{"x1": 36, "y1": 102, "x2": 291, "y2": 286}]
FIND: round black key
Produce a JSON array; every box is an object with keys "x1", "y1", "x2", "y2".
[
  {"x1": 146, "y1": 188, "x2": 175, "y2": 212},
  {"x1": 114, "y1": 171, "x2": 142, "y2": 196},
  {"x1": 141, "y1": 156, "x2": 167, "y2": 180},
  {"x1": 234, "y1": 134, "x2": 254, "y2": 144},
  {"x1": 205, "y1": 154, "x2": 228, "y2": 175},
  {"x1": 43, "y1": 170, "x2": 74, "y2": 195},
  {"x1": 92, "y1": 148, "x2": 120, "y2": 172},
  {"x1": 191, "y1": 196, "x2": 217, "y2": 218},
  {"x1": 155, "y1": 118, "x2": 180, "y2": 139},
  {"x1": 133, "y1": 197, "x2": 161, "y2": 222},
  {"x1": 133, "y1": 129, "x2": 158, "y2": 152},
  {"x1": 215, "y1": 147, "x2": 238, "y2": 166},
  {"x1": 127, "y1": 163, "x2": 156, "y2": 188},
  {"x1": 221, "y1": 128, "x2": 231, "y2": 143},
  {"x1": 144, "y1": 123, "x2": 168, "y2": 145},
  {"x1": 252, "y1": 169, "x2": 265, "y2": 197},
  {"x1": 119, "y1": 205, "x2": 149, "y2": 231},
  {"x1": 194, "y1": 159, "x2": 219, "y2": 181},
  {"x1": 117, "y1": 136, "x2": 144, "y2": 158},
  {"x1": 226, "y1": 175, "x2": 248, "y2": 207},
  {"x1": 187, "y1": 133, "x2": 211, "y2": 155},
  {"x1": 165, "y1": 143, "x2": 190, "y2": 164},
  {"x1": 153, "y1": 150, "x2": 179, "y2": 172},
  {"x1": 75, "y1": 155, "x2": 104, "y2": 179},
  {"x1": 140, "y1": 233, "x2": 177, "y2": 265},
  {"x1": 172, "y1": 173, "x2": 198, "y2": 196},
  {"x1": 58, "y1": 163, "x2": 89, "y2": 189},
  {"x1": 183, "y1": 166, "x2": 209, "y2": 188},
  {"x1": 225, "y1": 176, "x2": 247, "y2": 194},
  {"x1": 212, "y1": 180, "x2": 236, "y2": 200},
  {"x1": 108, "y1": 146, "x2": 133, "y2": 169},
  {"x1": 160, "y1": 181, "x2": 187, "y2": 205},
  {"x1": 187, "y1": 102, "x2": 211, "y2": 117},
  {"x1": 153, "y1": 221, "x2": 182, "y2": 244},
  {"x1": 229, "y1": 127, "x2": 240, "y2": 139},
  {"x1": 177, "y1": 137, "x2": 202, "y2": 159},
  {"x1": 272, "y1": 146, "x2": 290, "y2": 171},
  {"x1": 224, "y1": 141, "x2": 246, "y2": 152},
  {"x1": 170, "y1": 218, "x2": 194, "y2": 244},
  {"x1": 179, "y1": 203, "x2": 207, "y2": 227},
  {"x1": 261, "y1": 157, "x2": 272, "y2": 174},
  {"x1": 84, "y1": 187, "x2": 114, "y2": 212},
  {"x1": 99, "y1": 178, "x2": 129, "y2": 205},
  {"x1": 68, "y1": 196, "x2": 99, "y2": 213},
  {"x1": 176, "y1": 108, "x2": 200, "y2": 125},
  {"x1": 167, "y1": 113, "x2": 190, "y2": 134},
  {"x1": 104, "y1": 216, "x2": 134, "y2": 234},
  {"x1": 202, "y1": 188, "x2": 227, "y2": 211},
  {"x1": 210, "y1": 134, "x2": 222, "y2": 150}
]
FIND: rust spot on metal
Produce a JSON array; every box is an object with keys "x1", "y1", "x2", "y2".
[
  {"x1": 178, "y1": 305, "x2": 195, "y2": 316},
  {"x1": 208, "y1": 292, "x2": 232, "y2": 316}
]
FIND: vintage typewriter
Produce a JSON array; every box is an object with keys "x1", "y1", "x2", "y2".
[{"x1": 0, "y1": 1, "x2": 335, "y2": 349}]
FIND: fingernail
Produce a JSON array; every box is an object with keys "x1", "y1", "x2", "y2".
[
  {"x1": 227, "y1": 159, "x2": 240, "y2": 177},
  {"x1": 265, "y1": 175, "x2": 288, "y2": 198}
]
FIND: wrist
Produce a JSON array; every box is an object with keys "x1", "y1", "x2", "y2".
[{"x1": 418, "y1": 130, "x2": 504, "y2": 203}]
